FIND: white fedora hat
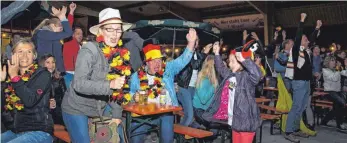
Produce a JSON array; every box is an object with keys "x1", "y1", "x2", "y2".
[{"x1": 89, "y1": 8, "x2": 133, "y2": 35}]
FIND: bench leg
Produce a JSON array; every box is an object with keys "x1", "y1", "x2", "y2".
[
  {"x1": 270, "y1": 121, "x2": 274, "y2": 135},
  {"x1": 260, "y1": 124, "x2": 263, "y2": 143}
]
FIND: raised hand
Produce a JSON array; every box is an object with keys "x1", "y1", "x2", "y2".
[
  {"x1": 186, "y1": 28, "x2": 198, "y2": 50},
  {"x1": 251, "y1": 32, "x2": 259, "y2": 41},
  {"x1": 282, "y1": 30, "x2": 286, "y2": 40},
  {"x1": 109, "y1": 76, "x2": 126, "y2": 89},
  {"x1": 69, "y1": 2, "x2": 77, "y2": 15},
  {"x1": 186, "y1": 28, "x2": 197, "y2": 43},
  {"x1": 51, "y1": 6, "x2": 67, "y2": 21},
  {"x1": 203, "y1": 43, "x2": 213, "y2": 54},
  {"x1": 41, "y1": 1, "x2": 49, "y2": 11},
  {"x1": 1, "y1": 64, "x2": 6, "y2": 81},
  {"x1": 316, "y1": 20, "x2": 322, "y2": 29},
  {"x1": 213, "y1": 41, "x2": 220, "y2": 55},
  {"x1": 235, "y1": 52, "x2": 245, "y2": 62},
  {"x1": 243, "y1": 30, "x2": 249, "y2": 40},
  {"x1": 7, "y1": 53, "x2": 19, "y2": 79},
  {"x1": 300, "y1": 13, "x2": 307, "y2": 22},
  {"x1": 274, "y1": 31, "x2": 278, "y2": 40}
]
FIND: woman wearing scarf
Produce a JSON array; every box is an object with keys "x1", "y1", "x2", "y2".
[
  {"x1": 61, "y1": 8, "x2": 132, "y2": 142},
  {"x1": 1, "y1": 39, "x2": 53, "y2": 143}
]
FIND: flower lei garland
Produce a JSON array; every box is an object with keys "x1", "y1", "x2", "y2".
[
  {"x1": 96, "y1": 35, "x2": 132, "y2": 104},
  {"x1": 138, "y1": 61, "x2": 166, "y2": 99},
  {"x1": 4, "y1": 64, "x2": 39, "y2": 111}
]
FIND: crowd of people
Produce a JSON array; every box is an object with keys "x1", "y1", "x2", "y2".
[{"x1": 1, "y1": 2, "x2": 346, "y2": 143}]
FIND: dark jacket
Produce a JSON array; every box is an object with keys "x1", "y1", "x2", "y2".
[
  {"x1": 33, "y1": 20, "x2": 73, "y2": 72},
  {"x1": 123, "y1": 31, "x2": 144, "y2": 71},
  {"x1": 292, "y1": 22, "x2": 312, "y2": 81},
  {"x1": 8, "y1": 67, "x2": 53, "y2": 134},
  {"x1": 51, "y1": 75, "x2": 66, "y2": 125},
  {"x1": 202, "y1": 56, "x2": 262, "y2": 132},
  {"x1": 176, "y1": 51, "x2": 207, "y2": 88}
]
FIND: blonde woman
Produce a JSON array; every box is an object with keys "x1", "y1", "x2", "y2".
[
  {"x1": 1, "y1": 39, "x2": 53, "y2": 142},
  {"x1": 192, "y1": 55, "x2": 219, "y2": 136}
]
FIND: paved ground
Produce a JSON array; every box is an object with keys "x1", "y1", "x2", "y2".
[{"x1": 143, "y1": 121, "x2": 347, "y2": 143}]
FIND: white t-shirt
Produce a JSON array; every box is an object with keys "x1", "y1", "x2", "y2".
[
  {"x1": 285, "y1": 49, "x2": 294, "y2": 79},
  {"x1": 189, "y1": 53, "x2": 198, "y2": 87},
  {"x1": 146, "y1": 74, "x2": 172, "y2": 105},
  {"x1": 228, "y1": 77, "x2": 237, "y2": 126}
]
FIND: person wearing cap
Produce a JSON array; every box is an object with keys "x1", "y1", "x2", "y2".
[
  {"x1": 61, "y1": 8, "x2": 132, "y2": 142},
  {"x1": 129, "y1": 28, "x2": 197, "y2": 143}
]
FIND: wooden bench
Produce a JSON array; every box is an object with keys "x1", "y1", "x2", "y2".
[
  {"x1": 311, "y1": 103, "x2": 333, "y2": 109},
  {"x1": 315, "y1": 100, "x2": 333, "y2": 105},
  {"x1": 174, "y1": 124, "x2": 213, "y2": 143},
  {"x1": 258, "y1": 104, "x2": 288, "y2": 114},
  {"x1": 53, "y1": 124, "x2": 71, "y2": 143}
]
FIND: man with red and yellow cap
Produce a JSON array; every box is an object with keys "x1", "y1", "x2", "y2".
[{"x1": 129, "y1": 28, "x2": 198, "y2": 143}]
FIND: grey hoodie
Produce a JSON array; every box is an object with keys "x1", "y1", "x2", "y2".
[{"x1": 61, "y1": 42, "x2": 122, "y2": 119}]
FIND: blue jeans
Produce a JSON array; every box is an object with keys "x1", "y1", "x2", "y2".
[
  {"x1": 177, "y1": 86, "x2": 195, "y2": 126},
  {"x1": 131, "y1": 114, "x2": 174, "y2": 143},
  {"x1": 63, "y1": 73, "x2": 74, "y2": 88},
  {"x1": 285, "y1": 80, "x2": 310, "y2": 133},
  {"x1": 1, "y1": 130, "x2": 52, "y2": 143},
  {"x1": 62, "y1": 107, "x2": 125, "y2": 143},
  {"x1": 62, "y1": 112, "x2": 90, "y2": 143},
  {"x1": 284, "y1": 77, "x2": 292, "y2": 92}
]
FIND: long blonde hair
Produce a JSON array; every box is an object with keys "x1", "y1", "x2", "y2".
[
  {"x1": 196, "y1": 55, "x2": 219, "y2": 88},
  {"x1": 32, "y1": 17, "x2": 60, "y2": 36}
]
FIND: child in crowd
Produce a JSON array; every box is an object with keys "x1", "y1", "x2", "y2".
[
  {"x1": 39, "y1": 54, "x2": 66, "y2": 125},
  {"x1": 203, "y1": 41, "x2": 262, "y2": 143}
]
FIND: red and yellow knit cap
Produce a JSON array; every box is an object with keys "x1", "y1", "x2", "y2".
[
  {"x1": 230, "y1": 40, "x2": 255, "y2": 60},
  {"x1": 143, "y1": 44, "x2": 164, "y2": 61}
]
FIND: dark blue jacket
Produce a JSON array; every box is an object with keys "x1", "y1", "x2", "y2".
[
  {"x1": 33, "y1": 20, "x2": 72, "y2": 72},
  {"x1": 202, "y1": 56, "x2": 262, "y2": 132}
]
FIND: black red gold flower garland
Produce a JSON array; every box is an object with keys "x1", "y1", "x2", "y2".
[
  {"x1": 97, "y1": 35, "x2": 132, "y2": 104},
  {"x1": 4, "y1": 64, "x2": 39, "y2": 110},
  {"x1": 138, "y1": 61, "x2": 166, "y2": 99}
]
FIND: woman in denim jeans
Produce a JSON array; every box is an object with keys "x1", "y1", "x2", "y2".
[{"x1": 1, "y1": 39, "x2": 53, "y2": 143}]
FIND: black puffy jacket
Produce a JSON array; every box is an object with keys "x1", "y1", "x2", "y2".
[
  {"x1": 176, "y1": 51, "x2": 207, "y2": 88},
  {"x1": 9, "y1": 67, "x2": 53, "y2": 135}
]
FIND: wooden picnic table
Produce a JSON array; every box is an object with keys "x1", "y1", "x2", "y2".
[
  {"x1": 312, "y1": 91, "x2": 329, "y2": 98},
  {"x1": 256, "y1": 98, "x2": 271, "y2": 103},
  {"x1": 314, "y1": 88, "x2": 324, "y2": 91},
  {"x1": 122, "y1": 103, "x2": 182, "y2": 143},
  {"x1": 263, "y1": 87, "x2": 278, "y2": 91}
]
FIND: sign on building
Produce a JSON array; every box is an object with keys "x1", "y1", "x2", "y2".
[{"x1": 203, "y1": 14, "x2": 264, "y2": 30}]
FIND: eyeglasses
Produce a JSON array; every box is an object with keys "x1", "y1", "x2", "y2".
[{"x1": 102, "y1": 27, "x2": 122, "y2": 33}]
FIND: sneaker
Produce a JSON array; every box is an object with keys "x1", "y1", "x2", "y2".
[
  {"x1": 284, "y1": 133, "x2": 300, "y2": 143},
  {"x1": 337, "y1": 125, "x2": 347, "y2": 132},
  {"x1": 150, "y1": 132, "x2": 158, "y2": 142},
  {"x1": 292, "y1": 131, "x2": 310, "y2": 138}
]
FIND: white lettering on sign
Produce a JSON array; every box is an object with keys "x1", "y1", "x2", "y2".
[
  {"x1": 148, "y1": 20, "x2": 165, "y2": 26},
  {"x1": 183, "y1": 21, "x2": 199, "y2": 28},
  {"x1": 203, "y1": 14, "x2": 264, "y2": 30}
]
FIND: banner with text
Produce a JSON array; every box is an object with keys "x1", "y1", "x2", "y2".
[{"x1": 203, "y1": 14, "x2": 264, "y2": 31}]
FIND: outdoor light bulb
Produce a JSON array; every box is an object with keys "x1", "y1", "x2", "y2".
[
  {"x1": 175, "y1": 49, "x2": 179, "y2": 53},
  {"x1": 2, "y1": 33, "x2": 7, "y2": 38},
  {"x1": 165, "y1": 48, "x2": 170, "y2": 53},
  {"x1": 222, "y1": 47, "x2": 227, "y2": 51},
  {"x1": 82, "y1": 40, "x2": 87, "y2": 45}
]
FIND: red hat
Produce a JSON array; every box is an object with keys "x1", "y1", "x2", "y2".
[{"x1": 230, "y1": 40, "x2": 256, "y2": 59}]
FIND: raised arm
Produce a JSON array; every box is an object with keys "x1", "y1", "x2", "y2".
[
  {"x1": 309, "y1": 20, "x2": 322, "y2": 45},
  {"x1": 292, "y1": 13, "x2": 306, "y2": 64},
  {"x1": 166, "y1": 28, "x2": 196, "y2": 75},
  {"x1": 213, "y1": 41, "x2": 232, "y2": 79},
  {"x1": 68, "y1": 2, "x2": 77, "y2": 27},
  {"x1": 235, "y1": 53, "x2": 262, "y2": 86}
]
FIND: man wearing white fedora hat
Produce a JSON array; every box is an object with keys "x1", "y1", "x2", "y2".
[{"x1": 62, "y1": 8, "x2": 133, "y2": 142}]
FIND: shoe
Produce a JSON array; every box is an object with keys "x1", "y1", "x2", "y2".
[
  {"x1": 284, "y1": 133, "x2": 300, "y2": 143},
  {"x1": 307, "y1": 124, "x2": 315, "y2": 131},
  {"x1": 150, "y1": 132, "x2": 158, "y2": 142},
  {"x1": 292, "y1": 131, "x2": 310, "y2": 138},
  {"x1": 337, "y1": 125, "x2": 347, "y2": 132},
  {"x1": 320, "y1": 122, "x2": 333, "y2": 128}
]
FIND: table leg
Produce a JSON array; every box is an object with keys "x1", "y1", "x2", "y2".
[{"x1": 126, "y1": 112, "x2": 132, "y2": 140}]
